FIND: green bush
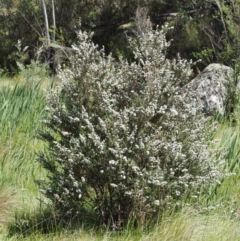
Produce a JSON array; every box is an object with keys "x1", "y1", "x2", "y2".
[{"x1": 37, "y1": 20, "x2": 219, "y2": 229}]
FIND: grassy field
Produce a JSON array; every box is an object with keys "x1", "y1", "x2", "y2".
[{"x1": 1, "y1": 66, "x2": 240, "y2": 240}]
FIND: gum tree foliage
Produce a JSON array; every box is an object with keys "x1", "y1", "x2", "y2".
[
  {"x1": 37, "y1": 19, "x2": 219, "y2": 228},
  {"x1": 0, "y1": 0, "x2": 147, "y2": 73},
  {"x1": 0, "y1": 0, "x2": 236, "y2": 74}
]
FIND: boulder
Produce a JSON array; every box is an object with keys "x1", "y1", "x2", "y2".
[{"x1": 181, "y1": 63, "x2": 236, "y2": 115}]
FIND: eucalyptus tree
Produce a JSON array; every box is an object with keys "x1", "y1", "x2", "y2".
[{"x1": 0, "y1": 0, "x2": 42, "y2": 73}]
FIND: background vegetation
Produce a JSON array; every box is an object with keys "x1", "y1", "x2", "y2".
[
  {"x1": 1, "y1": 0, "x2": 240, "y2": 240},
  {"x1": 1, "y1": 0, "x2": 240, "y2": 74}
]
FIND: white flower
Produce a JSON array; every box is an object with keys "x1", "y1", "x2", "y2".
[
  {"x1": 170, "y1": 107, "x2": 178, "y2": 116},
  {"x1": 175, "y1": 191, "x2": 181, "y2": 196},
  {"x1": 109, "y1": 160, "x2": 117, "y2": 165},
  {"x1": 68, "y1": 158, "x2": 73, "y2": 163},
  {"x1": 64, "y1": 188, "x2": 69, "y2": 194},
  {"x1": 54, "y1": 194, "x2": 60, "y2": 200},
  {"x1": 73, "y1": 181, "x2": 78, "y2": 187},
  {"x1": 62, "y1": 131, "x2": 70, "y2": 136},
  {"x1": 73, "y1": 117, "x2": 80, "y2": 122}
]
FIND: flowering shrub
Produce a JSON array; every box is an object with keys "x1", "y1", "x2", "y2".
[{"x1": 37, "y1": 19, "x2": 219, "y2": 228}]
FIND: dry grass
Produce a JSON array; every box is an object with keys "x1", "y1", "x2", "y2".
[{"x1": 0, "y1": 189, "x2": 18, "y2": 226}]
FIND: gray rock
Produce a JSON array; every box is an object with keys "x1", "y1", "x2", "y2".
[{"x1": 181, "y1": 63, "x2": 235, "y2": 115}]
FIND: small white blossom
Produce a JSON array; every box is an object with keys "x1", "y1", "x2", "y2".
[
  {"x1": 73, "y1": 117, "x2": 80, "y2": 122},
  {"x1": 73, "y1": 181, "x2": 78, "y2": 187},
  {"x1": 62, "y1": 131, "x2": 70, "y2": 136},
  {"x1": 81, "y1": 177, "x2": 85, "y2": 183},
  {"x1": 170, "y1": 107, "x2": 178, "y2": 116},
  {"x1": 109, "y1": 160, "x2": 117, "y2": 165}
]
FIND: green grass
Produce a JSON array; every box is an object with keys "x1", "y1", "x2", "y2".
[
  {"x1": 1, "y1": 67, "x2": 240, "y2": 240},
  {"x1": 0, "y1": 66, "x2": 55, "y2": 233},
  {"x1": 2, "y1": 209, "x2": 240, "y2": 241},
  {"x1": 0, "y1": 81, "x2": 47, "y2": 191}
]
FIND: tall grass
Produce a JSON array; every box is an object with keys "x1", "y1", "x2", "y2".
[
  {"x1": 218, "y1": 124, "x2": 240, "y2": 174},
  {"x1": 0, "y1": 189, "x2": 17, "y2": 226},
  {"x1": 0, "y1": 81, "x2": 47, "y2": 190},
  {"x1": 209, "y1": 122, "x2": 240, "y2": 216},
  {"x1": 0, "y1": 65, "x2": 55, "y2": 230},
  {"x1": 2, "y1": 209, "x2": 240, "y2": 241}
]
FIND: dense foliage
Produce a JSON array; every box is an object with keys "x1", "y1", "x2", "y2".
[
  {"x1": 1, "y1": 0, "x2": 240, "y2": 74},
  {"x1": 37, "y1": 20, "x2": 219, "y2": 228}
]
